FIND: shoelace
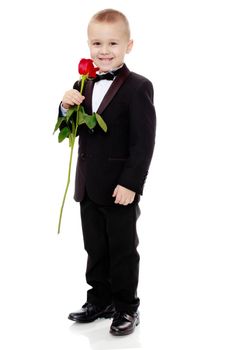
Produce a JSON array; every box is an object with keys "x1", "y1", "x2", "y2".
[
  {"x1": 113, "y1": 311, "x2": 121, "y2": 319},
  {"x1": 113, "y1": 311, "x2": 136, "y2": 321},
  {"x1": 82, "y1": 302, "x2": 97, "y2": 315}
]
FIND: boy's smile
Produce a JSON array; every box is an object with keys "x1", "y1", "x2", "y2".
[{"x1": 88, "y1": 21, "x2": 133, "y2": 72}]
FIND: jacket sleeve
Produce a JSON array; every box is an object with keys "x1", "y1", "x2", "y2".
[{"x1": 118, "y1": 79, "x2": 156, "y2": 195}]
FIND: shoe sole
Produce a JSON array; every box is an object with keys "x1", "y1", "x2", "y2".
[
  {"x1": 68, "y1": 311, "x2": 114, "y2": 323},
  {"x1": 110, "y1": 318, "x2": 140, "y2": 336}
]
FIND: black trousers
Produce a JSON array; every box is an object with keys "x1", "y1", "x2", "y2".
[{"x1": 80, "y1": 193, "x2": 141, "y2": 313}]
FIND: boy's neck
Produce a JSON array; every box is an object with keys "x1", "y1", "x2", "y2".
[{"x1": 99, "y1": 64, "x2": 124, "y2": 74}]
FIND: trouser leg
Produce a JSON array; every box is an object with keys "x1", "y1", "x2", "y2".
[
  {"x1": 80, "y1": 194, "x2": 141, "y2": 313},
  {"x1": 80, "y1": 195, "x2": 112, "y2": 307},
  {"x1": 104, "y1": 202, "x2": 141, "y2": 313}
]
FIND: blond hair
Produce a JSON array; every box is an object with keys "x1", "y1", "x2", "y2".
[{"x1": 88, "y1": 9, "x2": 131, "y2": 39}]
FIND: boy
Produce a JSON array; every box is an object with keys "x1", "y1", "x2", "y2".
[{"x1": 59, "y1": 9, "x2": 156, "y2": 336}]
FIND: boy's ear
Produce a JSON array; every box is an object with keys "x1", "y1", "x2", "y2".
[{"x1": 126, "y1": 39, "x2": 134, "y2": 53}]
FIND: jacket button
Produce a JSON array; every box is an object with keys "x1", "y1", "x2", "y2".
[{"x1": 80, "y1": 152, "x2": 86, "y2": 159}]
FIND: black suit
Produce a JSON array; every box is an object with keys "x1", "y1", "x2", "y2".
[
  {"x1": 73, "y1": 64, "x2": 156, "y2": 205},
  {"x1": 60, "y1": 64, "x2": 156, "y2": 312}
]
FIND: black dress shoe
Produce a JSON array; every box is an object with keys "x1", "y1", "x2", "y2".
[
  {"x1": 68, "y1": 302, "x2": 115, "y2": 323},
  {"x1": 110, "y1": 311, "x2": 140, "y2": 336}
]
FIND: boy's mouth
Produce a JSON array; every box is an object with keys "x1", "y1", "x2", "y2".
[{"x1": 98, "y1": 57, "x2": 113, "y2": 62}]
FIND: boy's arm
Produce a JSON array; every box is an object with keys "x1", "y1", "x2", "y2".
[
  {"x1": 57, "y1": 81, "x2": 84, "y2": 130},
  {"x1": 58, "y1": 80, "x2": 84, "y2": 115},
  {"x1": 117, "y1": 79, "x2": 156, "y2": 195}
]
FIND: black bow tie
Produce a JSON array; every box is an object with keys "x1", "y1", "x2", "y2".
[
  {"x1": 94, "y1": 72, "x2": 116, "y2": 82},
  {"x1": 94, "y1": 66, "x2": 124, "y2": 82}
]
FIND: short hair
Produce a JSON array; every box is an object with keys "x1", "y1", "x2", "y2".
[{"x1": 88, "y1": 9, "x2": 131, "y2": 39}]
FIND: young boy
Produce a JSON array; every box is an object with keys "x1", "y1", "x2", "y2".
[{"x1": 59, "y1": 9, "x2": 156, "y2": 336}]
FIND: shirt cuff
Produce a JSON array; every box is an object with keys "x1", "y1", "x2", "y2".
[{"x1": 60, "y1": 103, "x2": 68, "y2": 116}]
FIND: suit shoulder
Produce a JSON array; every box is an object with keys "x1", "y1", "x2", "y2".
[{"x1": 128, "y1": 71, "x2": 154, "y2": 87}]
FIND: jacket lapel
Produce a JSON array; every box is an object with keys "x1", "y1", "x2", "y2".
[
  {"x1": 83, "y1": 64, "x2": 131, "y2": 115},
  {"x1": 97, "y1": 64, "x2": 130, "y2": 115},
  {"x1": 83, "y1": 79, "x2": 94, "y2": 115}
]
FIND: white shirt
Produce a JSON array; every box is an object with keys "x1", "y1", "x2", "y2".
[{"x1": 92, "y1": 79, "x2": 113, "y2": 112}]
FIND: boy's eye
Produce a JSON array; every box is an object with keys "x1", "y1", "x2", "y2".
[
  {"x1": 93, "y1": 42, "x2": 101, "y2": 46},
  {"x1": 110, "y1": 42, "x2": 117, "y2": 46}
]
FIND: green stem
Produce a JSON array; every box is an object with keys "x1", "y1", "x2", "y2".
[
  {"x1": 57, "y1": 137, "x2": 75, "y2": 234},
  {"x1": 57, "y1": 74, "x2": 87, "y2": 234},
  {"x1": 80, "y1": 74, "x2": 86, "y2": 95}
]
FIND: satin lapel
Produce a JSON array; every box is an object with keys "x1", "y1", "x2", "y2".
[
  {"x1": 84, "y1": 79, "x2": 94, "y2": 114},
  {"x1": 97, "y1": 65, "x2": 131, "y2": 115}
]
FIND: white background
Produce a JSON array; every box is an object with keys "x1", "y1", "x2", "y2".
[{"x1": 0, "y1": 0, "x2": 232, "y2": 349}]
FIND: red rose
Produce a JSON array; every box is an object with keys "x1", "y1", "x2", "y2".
[
  {"x1": 78, "y1": 58, "x2": 99, "y2": 78},
  {"x1": 54, "y1": 57, "x2": 107, "y2": 233}
]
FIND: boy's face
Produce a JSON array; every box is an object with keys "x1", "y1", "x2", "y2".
[{"x1": 88, "y1": 21, "x2": 133, "y2": 72}]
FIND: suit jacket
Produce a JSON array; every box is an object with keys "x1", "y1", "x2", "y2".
[{"x1": 60, "y1": 64, "x2": 156, "y2": 205}]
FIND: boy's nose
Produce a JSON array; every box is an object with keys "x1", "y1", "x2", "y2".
[{"x1": 100, "y1": 45, "x2": 110, "y2": 54}]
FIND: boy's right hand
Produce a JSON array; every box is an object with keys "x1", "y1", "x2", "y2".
[{"x1": 61, "y1": 89, "x2": 85, "y2": 109}]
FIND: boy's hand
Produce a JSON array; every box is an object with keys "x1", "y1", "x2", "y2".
[
  {"x1": 61, "y1": 89, "x2": 85, "y2": 109},
  {"x1": 112, "y1": 185, "x2": 136, "y2": 205}
]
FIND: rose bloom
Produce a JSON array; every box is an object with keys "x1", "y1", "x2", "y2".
[{"x1": 78, "y1": 58, "x2": 99, "y2": 77}]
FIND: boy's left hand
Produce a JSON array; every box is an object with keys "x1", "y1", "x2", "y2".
[{"x1": 112, "y1": 185, "x2": 136, "y2": 205}]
